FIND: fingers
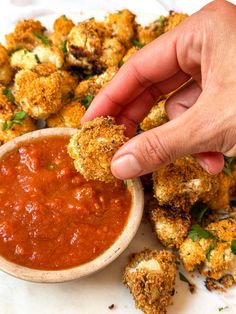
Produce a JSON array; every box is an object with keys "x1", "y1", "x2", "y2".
[{"x1": 194, "y1": 152, "x2": 224, "y2": 174}]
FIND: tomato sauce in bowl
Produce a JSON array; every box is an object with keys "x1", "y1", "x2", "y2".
[{"x1": 0, "y1": 136, "x2": 131, "y2": 270}]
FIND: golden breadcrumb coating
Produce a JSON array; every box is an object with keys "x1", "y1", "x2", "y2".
[
  {"x1": 104, "y1": 9, "x2": 136, "y2": 47},
  {"x1": 33, "y1": 45, "x2": 64, "y2": 68},
  {"x1": 5, "y1": 19, "x2": 46, "y2": 52},
  {"x1": 50, "y1": 15, "x2": 75, "y2": 49},
  {"x1": 66, "y1": 20, "x2": 108, "y2": 74},
  {"x1": 10, "y1": 49, "x2": 38, "y2": 70},
  {"x1": 180, "y1": 219, "x2": 236, "y2": 284},
  {"x1": 47, "y1": 100, "x2": 85, "y2": 128},
  {"x1": 164, "y1": 12, "x2": 188, "y2": 33},
  {"x1": 59, "y1": 70, "x2": 78, "y2": 102},
  {"x1": 140, "y1": 99, "x2": 168, "y2": 131},
  {"x1": 74, "y1": 67, "x2": 117, "y2": 99},
  {"x1": 148, "y1": 200, "x2": 191, "y2": 248},
  {"x1": 101, "y1": 38, "x2": 126, "y2": 67},
  {"x1": 0, "y1": 85, "x2": 36, "y2": 144},
  {"x1": 122, "y1": 46, "x2": 139, "y2": 64},
  {"x1": 137, "y1": 16, "x2": 165, "y2": 45},
  {"x1": 68, "y1": 116, "x2": 127, "y2": 182},
  {"x1": 153, "y1": 156, "x2": 234, "y2": 211},
  {"x1": 123, "y1": 249, "x2": 176, "y2": 314},
  {"x1": 14, "y1": 66, "x2": 63, "y2": 119},
  {"x1": 0, "y1": 44, "x2": 13, "y2": 86}
]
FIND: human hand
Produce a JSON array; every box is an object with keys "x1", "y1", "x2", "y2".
[{"x1": 82, "y1": 0, "x2": 236, "y2": 179}]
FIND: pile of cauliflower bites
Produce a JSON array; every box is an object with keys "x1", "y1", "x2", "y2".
[{"x1": 2, "y1": 10, "x2": 235, "y2": 314}]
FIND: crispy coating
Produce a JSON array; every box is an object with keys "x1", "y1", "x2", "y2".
[
  {"x1": 33, "y1": 45, "x2": 64, "y2": 68},
  {"x1": 47, "y1": 100, "x2": 85, "y2": 128},
  {"x1": 0, "y1": 85, "x2": 36, "y2": 144},
  {"x1": 122, "y1": 46, "x2": 139, "y2": 64},
  {"x1": 137, "y1": 16, "x2": 165, "y2": 45},
  {"x1": 104, "y1": 9, "x2": 136, "y2": 47},
  {"x1": 0, "y1": 44, "x2": 13, "y2": 85},
  {"x1": 153, "y1": 156, "x2": 234, "y2": 211},
  {"x1": 123, "y1": 249, "x2": 176, "y2": 314},
  {"x1": 101, "y1": 38, "x2": 126, "y2": 67},
  {"x1": 5, "y1": 19, "x2": 46, "y2": 52},
  {"x1": 14, "y1": 66, "x2": 63, "y2": 119},
  {"x1": 74, "y1": 66, "x2": 117, "y2": 99},
  {"x1": 148, "y1": 200, "x2": 191, "y2": 248},
  {"x1": 164, "y1": 12, "x2": 188, "y2": 33},
  {"x1": 68, "y1": 116, "x2": 127, "y2": 182},
  {"x1": 140, "y1": 99, "x2": 168, "y2": 131},
  {"x1": 180, "y1": 219, "x2": 236, "y2": 283},
  {"x1": 50, "y1": 15, "x2": 75, "y2": 48},
  {"x1": 59, "y1": 70, "x2": 78, "y2": 103},
  {"x1": 67, "y1": 20, "x2": 108, "y2": 74},
  {"x1": 10, "y1": 49, "x2": 38, "y2": 70}
]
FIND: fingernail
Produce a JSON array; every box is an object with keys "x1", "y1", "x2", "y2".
[
  {"x1": 197, "y1": 159, "x2": 210, "y2": 173},
  {"x1": 112, "y1": 154, "x2": 143, "y2": 179}
]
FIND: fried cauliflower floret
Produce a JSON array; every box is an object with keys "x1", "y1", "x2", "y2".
[
  {"x1": 149, "y1": 201, "x2": 191, "y2": 248},
  {"x1": 47, "y1": 100, "x2": 85, "y2": 128},
  {"x1": 104, "y1": 9, "x2": 136, "y2": 47},
  {"x1": 5, "y1": 19, "x2": 46, "y2": 52},
  {"x1": 0, "y1": 85, "x2": 36, "y2": 144},
  {"x1": 33, "y1": 45, "x2": 64, "y2": 68},
  {"x1": 122, "y1": 46, "x2": 139, "y2": 64},
  {"x1": 74, "y1": 66, "x2": 117, "y2": 99},
  {"x1": 140, "y1": 99, "x2": 168, "y2": 131},
  {"x1": 180, "y1": 219, "x2": 236, "y2": 286},
  {"x1": 101, "y1": 38, "x2": 126, "y2": 67},
  {"x1": 67, "y1": 20, "x2": 108, "y2": 74},
  {"x1": 10, "y1": 49, "x2": 38, "y2": 70},
  {"x1": 123, "y1": 249, "x2": 176, "y2": 314},
  {"x1": 49, "y1": 15, "x2": 75, "y2": 48},
  {"x1": 0, "y1": 44, "x2": 13, "y2": 86},
  {"x1": 137, "y1": 16, "x2": 165, "y2": 45},
  {"x1": 68, "y1": 116, "x2": 127, "y2": 182},
  {"x1": 59, "y1": 70, "x2": 78, "y2": 102},
  {"x1": 164, "y1": 12, "x2": 188, "y2": 33},
  {"x1": 153, "y1": 156, "x2": 220, "y2": 210},
  {"x1": 14, "y1": 66, "x2": 63, "y2": 119}
]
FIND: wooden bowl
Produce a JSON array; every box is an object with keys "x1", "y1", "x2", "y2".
[{"x1": 0, "y1": 128, "x2": 144, "y2": 283}]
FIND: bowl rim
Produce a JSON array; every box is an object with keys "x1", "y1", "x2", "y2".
[{"x1": 0, "y1": 128, "x2": 144, "y2": 283}]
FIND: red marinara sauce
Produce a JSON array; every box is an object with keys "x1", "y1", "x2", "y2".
[{"x1": 0, "y1": 136, "x2": 131, "y2": 270}]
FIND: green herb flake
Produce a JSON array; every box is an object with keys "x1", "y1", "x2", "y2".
[
  {"x1": 48, "y1": 164, "x2": 56, "y2": 170},
  {"x1": 62, "y1": 40, "x2": 67, "y2": 53},
  {"x1": 2, "y1": 121, "x2": 8, "y2": 131},
  {"x1": 179, "y1": 272, "x2": 190, "y2": 283},
  {"x1": 82, "y1": 94, "x2": 94, "y2": 109},
  {"x1": 223, "y1": 157, "x2": 235, "y2": 175},
  {"x1": 119, "y1": 59, "x2": 124, "y2": 67},
  {"x1": 123, "y1": 180, "x2": 128, "y2": 187},
  {"x1": 231, "y1": 239, "x2": 236, "y2": 255},
  {"x1": 218, "y1": 306, "x2": 229, "y2": 312},
  {"x1": 132, "y1": 39, "x2": 144, "y2": 48},
  {"x1": 188, "y1": 224, "x2": 215, "y2": 242},
  {"x1": 3, "y1": 88, "x2": 15, "y2": 103},
  {"x1": 33, "y1": 31, "x2": 50, "y2": 46},
  {"x1": 206, "y1": 241, "x2": 216, "y2": 262},
  {"x1": 63, "y1": 14, "x2": 68, "y2": 21},
  {"x1": 2, "y1": 111, "x2": 26, "y2": 131},
  {"x1": 190, "y1": 203, "x2": 209, "y2": 224},
  {"x1": 89, "y1": 17, "x2": 95, "y2": 20},
  {"x1": 35, "y1": 54, "x2": 40, "y2": 63},
  {"x1": 155, "y1": 15, "x2": 166, "y2": 25},
  {"x1": 24, "y1": 49, "x2": 28, "y2": 55}
]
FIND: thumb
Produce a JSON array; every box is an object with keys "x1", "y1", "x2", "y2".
[{"x1": 111, "y1": 104, "x2": 219, "y2": 179}]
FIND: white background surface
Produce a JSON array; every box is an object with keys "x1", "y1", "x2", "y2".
[{"x1": 0, "y1": 1, "x2": 236, "y2": 313}]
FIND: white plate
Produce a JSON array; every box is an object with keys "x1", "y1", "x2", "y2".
[{"x1": 0, "y1": 2, "x2": 236, "y2": 313}]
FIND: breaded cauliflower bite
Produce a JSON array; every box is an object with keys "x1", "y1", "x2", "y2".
[
  {"x1": 47, "y1": 100, "x2": 85, "y2": 128},
  {"x1": 180, "y1": 219, "x2": 236, "y2": 287},
  {"x1": 137, "y1": 16, "x2": 165, "y2": 45},
  {"x1": 0, "y1": 85, "x2": 36, "y2": 144},
  {"x1": 140, "y1": 98, "x2": 168, "y2": 131},
  {"x1": 121, "y1": 46, "x2": 139, "y2": 64},
  {"x1": 101, "y1": 37, "x2": 126, "y2": 67},
  {"x1": 104, "y1": 9, "x2": 136, "y2": 47},
  {"x1": 68, "y1": 116, "x2": 127, "y2": 182},
  {"x1": 49, "y1": 15, "x2": 75, "y2": 49},
  {"x1": 67, "y1": 20, "x2": 108, "y2": 74},
  {"x1": 123, "y1": 249, "x2": 176, "y2": 314},
  {"x1": 0, "y1": 44, "x2": 13, "y2": 86},
  {"x1": 148, "y1": 199, "x2": 191, "y2": 248},
  {"x1": 164, "y1": 12, "x2": 188, "y2": 33},
  {"x1": 14, "y1": 64, "x2": 65, "y2": 119},
  {"x1": 153, "y1": 156, "x2": 233, "y2": 211},
  {"x1": 5, "y1": 19, "x2": 46, "y2": 52}
]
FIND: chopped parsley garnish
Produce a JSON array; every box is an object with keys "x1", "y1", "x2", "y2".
[
  {"x1": 24, "y1": 49, "x2": 28, "y2": 55},
  {"x1": 63, "y1": 14, "x2": 68, "y2": 21},
  {"x1": 35, "y1": 54, "x2": 40, "y2": 63},
  {"x1": 190, "y1": 203, "x2": 209, "y2": 224},
  {"x1": 119, "y1": 59, "x2": 124, "y2": 67},
  {"x1": 33, "y1": 31, "x2": 50, "y2": 46},
  {"x1": 206, "y1": 240, "x2": 216, "y2": 262},
  {"x1": 62, "y1": 40, "x2": 67, "y2": 53},
  {"x1": 82, "y1": 94, "x2": 94, "y2": 109},
  {"x1": 89, "y1": 17, "x2": 95, "y2": 20},
  {"x1": 123, "y1": 180, "x2": 128, "y2": 187},
  {"x1": 179, "y1": 272, "x2": 195, "y2": 293},
  {"x1": 223, "y1": 157, "x2": 235, "y2": 175},
  {"x1": 2, "y1": 111, "x2": 26, "y2": 131},
  {"x1": 3, "y1": 88, "x2": 15, "y2": 103},
  {"x1": 155, "y1": 15, "x2": 165, "y2": 25},
  {"x1": 218, "y1": 306, "x2": 229, "y2": 312},
  {"x1": 132, "y1": 39, "x2": 144, "y2": 48},
  {"x1": 188, "y1": 224, "x2": 215, "y2": 241},
  {"x1": 231, "y1": 239, "x2": 236, "y2": 255}
]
